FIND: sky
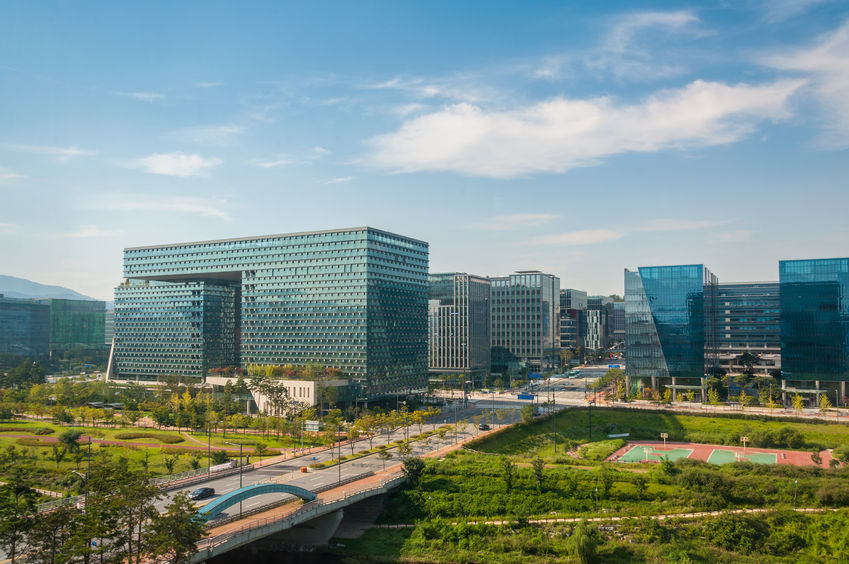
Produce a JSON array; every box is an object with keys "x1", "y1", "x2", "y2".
[{"x1": 1, "y1": 1, "x2": 848, "y2": 301}]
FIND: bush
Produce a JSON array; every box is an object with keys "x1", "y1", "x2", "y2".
[
  {"x1": 35, "y1": 427, "x2": 55, "y2": 435},
  {"x1": 15, "y1": 437, "x2": 44, "y2": 447},
  {"x1": 577, "y1": 439, "x2": 625, "y2": 461},
  {"x1": 113, "y1": 432, "x2": 184, "y2": 444}
]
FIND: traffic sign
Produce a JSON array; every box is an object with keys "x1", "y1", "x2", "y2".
[
  {"x1": 517, "y1": 394, "x2": 535, "y2": 400},
  {"x1": 304, "y1": 420, "x2": 320, "y2": 432}
]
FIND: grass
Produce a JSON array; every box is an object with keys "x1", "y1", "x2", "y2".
[{"x1": 578, "y1": 439, "x2": 626, "y2": 461}]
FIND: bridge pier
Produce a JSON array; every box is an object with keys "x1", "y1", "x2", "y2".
[{"x1": 264, "y1": 508, "x2": 344, "y2": 547}]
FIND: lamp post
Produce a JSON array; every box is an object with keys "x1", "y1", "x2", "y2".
[
  {"x1": 224, "y1": 441, "x2": 244, "y2": 517},
  {"x1": 793, "y1": 479, "x2": 798, "y2": 507},
  {"x1": 740, "y1": 436, "x2": 749, "y2": 458},
  {"x1": 207, "y1": 421, "x2": 211, "y2": 475},
  {"x1": 661, "y1": 433, "x2": 668, "y2": 448}
]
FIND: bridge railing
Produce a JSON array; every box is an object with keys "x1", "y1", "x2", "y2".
[{"x1": 196, "y1": 473, "x2": 406, "y2": 553}]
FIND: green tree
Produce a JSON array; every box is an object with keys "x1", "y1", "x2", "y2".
[
  {"x1": 58, "y1": 429, "x2": 82, "y2": 454},
  {"x1": 27, "y1": 503, "x2": 77, "y2": 564},
  {"x1": 210, "y1": 450, "x2": 229, "y2": 465},
  {"x1": 500, "y1": 456, "x2": 516, "y2": 493},
  {"x1": 253, "y1": 441, "x2": 270, "y2": 464},
  {"x1": 150, "y1": 491, "x2": 206, "y2": 563},
  {"x1": 708, "y1": 388, "x2": 720, "y2": 405},
  {"x1": 567, "y1": 521, "x2": 601, "y2": 564},
  {"x1": 377, "y1": 449, "x2": 393, "y2": 471},
  {"x1": 738, "y1": 390, "x2": 752, "y2": 410},
  {"x1": 820, "y1": 393, "x2": 833, "y2": 413},
  {"x1": 163, "y1": 454, "x2": 179, "y2": 475},
  {"x1": 0, "y1": 471, "x2": 37, "y2": 563},
  {"x1": 402, "y1": 457, "x2": 425, "y2": 486},
  {"x1": 520, "y1": 404, "x2": 536, "y2": 424},
  {"x1": 599, "y1": 465, "x2": 614, "y2": 497},
  {"x1": 792, "y1": 393, "x2": 805, "y2": 413},
  {"x1": 531, "y1": 458, "x2": 545, "y2": 492},
  {"x1": 49, "y1": 444, "x2": 67, "y2": 470}
]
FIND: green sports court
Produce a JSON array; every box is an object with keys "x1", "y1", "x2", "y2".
[
  {"x1": 706, "y1": 449, "x2": 778, "y2": 465},
  {"x1": 618, "y1": 445, "x2": 693, "y2": 463}
]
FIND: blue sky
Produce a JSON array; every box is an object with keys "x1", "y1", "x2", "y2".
[{"x1": 1, "y1": 1, "x2": 848, "y2": 300}]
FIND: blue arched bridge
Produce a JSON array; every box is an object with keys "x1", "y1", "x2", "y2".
[{"x1": 196, "y1": 483, "x2": 317, "y2": 522}]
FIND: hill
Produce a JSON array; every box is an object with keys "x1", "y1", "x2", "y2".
[{"x1": 0, "y1": 274, "x2": 98, "y2": 301}]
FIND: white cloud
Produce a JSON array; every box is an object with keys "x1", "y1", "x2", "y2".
[
  {"x1": 114, "y1": 91, "x2": 166, "y2": 102},
  {"x1": 0, "y1": 168, "x2": 25, "y2": 184},
  {"x1": 368, "y1": 75, "x2": 495, "y2": 103},
  {"x1": 470, "y1": 213, "x2": 558, "y2": 231},
  {"x1": 764, "y1": 19, "x2": 849, "y2": 147},
  {"x1": 636, "y1": 219, "x2": 731, "y2": 232},
  {"x1": 4, "y1": 143, "x2": 96, "y2": 162},
  {"x1": 392, "y1": 103, "x2": 430, "y2": 117},
  {"x1": 365, "y1": 79, "x2": 802, "y2": 178},
  {"x1": 760, "y1": 0, "x2": 829, "y2": 23},
  {"x1": 532, "y1": 229, "x2": 624, "y2": 246},
  {"x1": 196, "y1": 81, "x2": 224, "y2": 88},
  {"x1": 250, "y1": 154, "x2": 295, "y2": 168},
  {"x1": 322, "y1": 176, "x2": 353, "y2": 185},
  {"x1": 311, "y1": 146, "x2": 331, "y2": 158},
  {"x1": 92, "y1": 195, "x2": 231, "y2": 219},
  {"x1": 133, "y1": 152, "x2": 221, "y2": 177},
  {"x1": 605, "y1": 11, "x2": 700, "y2": 53},
  {"x1": 172, "y1": 124, "x2": 245, "y2": 145},
  {"x1": 717, "y1": 230, "x2": 753, "y2": 243},
  {"x1": 0, "y1": 222, "x2": 18, "y2": 235},
  {"x1": 66, "y1": 225, "x2": 122, "y2": 238}
]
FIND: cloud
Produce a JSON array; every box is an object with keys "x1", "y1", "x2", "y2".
[
  {"x1": 322, "y1": 176, "x2": 353, "y2": 185},
  {"x1": 760, "y1": 0, "x2": 829, "y2": 23},
  {"x1": 532, "y1": 229, "x2": 624, "y2": 246},
  {"x1": 636, "y1": 219, "x2": 731, "y2": 232},
  {"x1": 250, "y1": 154, "x2": 295, "y2": 168},
  {"x1": 717, "y1": 229, "x2": 753, "y2": 243},
  {"x1": 114, "y1": 91, "x2": 166, "y2": 102},
  {"x1": 91, "y1": 195, "x2": 231, "y2": 219},
  {"x1": 365, "y1": 79, "x2": 802, "y2": 178},
  {"x1": 605, "y1": 11, "x2": 700, "y2": 53},
  {"x1": 172, "y1": 124, "x2": 245, "y2": 145},
  {"x1": 368, "y1": 75, "x2": 495, "y2": 103},
  {"x1": 470, "y1": 213, "x2": 558, "y2": 231},
  {"x1": 764, "y1": 19, "x2": 849, "y2": 147},
  {"x1": 311, "y1": 146, "x2": 330, "y2": 158},
  {"x1": 0, "y1": 222, "x2": 18, "y2": 235},
  {"x1": 196, "y1": 81, "x2": 224, "y2": 88},
  {"x1": 4, "y1": 143, "x2": 96, "y2": 162},
  {"x1": 132, "y1": 152, "x2": 221, "y2": 177},
  {"x1": 66, "y1": 225, "x2": 122, "y2": 238},
  {"x1": 0, "y1": 168, "x2": 25, "y2": 184}
]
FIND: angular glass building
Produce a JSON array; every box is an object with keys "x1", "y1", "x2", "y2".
[
  {"x1": 427, "y1": 273, "x2": 491, "y2": 386},
  {"x1": 779, "y1": 258, "x2": 849, "y2": 384},
  {"x1": 490, "y1": 271, "x2": 560, "y2": 372},
  {"x1": 0, "y1": 296, "x2": 50, "y2": 357},
  {"x1": 111, "y1": 227, "x2": 429, "y2": 399},
  {"x1": 625, "y1": 265, "x2": 718, "y2": 393}
]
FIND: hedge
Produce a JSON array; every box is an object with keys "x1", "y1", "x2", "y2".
[{"x1": 113, "y1": 432, "x2": 184, "y2": 444}]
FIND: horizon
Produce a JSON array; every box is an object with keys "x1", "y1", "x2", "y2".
[{"x1": 2, "y1": 1, "x2": 848, "y2": 301}]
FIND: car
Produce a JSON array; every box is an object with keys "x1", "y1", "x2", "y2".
[
  {"x1": 478, "y1": 423, "x2": 491, "y2": 431},
  {"x1": 189, "y1": 487, "x2": 215, "y2": 500}
]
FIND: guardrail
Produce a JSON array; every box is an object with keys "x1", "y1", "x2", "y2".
[{"x1": 192, "y1": 473, "x2": 406, "y2": 559}]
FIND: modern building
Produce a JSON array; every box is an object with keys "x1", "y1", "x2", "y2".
[
  {"x1": 586, "y1": 296, "x2": 614, "y2": 351},
  {"x1": 624, "y1": 265, "x2": 718, "y2": 395},
  {"x1": 0, "y1": 295, "x2": 50, "y2": 357},
  {"x1": 110, "y1": 227, "x2": 429, "y2": 400},
  {"x1": 612, "y1": 301, "x2": 625, "y2": 342},
  {"x1": 490, "y1": 271, "x2": 560, "y2": 373},
  {"x1": 39, "y1": 298, "x2": 106, "y2": 351},
  {"x1": 427, "y1": 273, "x2": 491, "y2": 386},
  {"x1": 104, "y1": 309, "x2": 114, "y2": 346},
  {"x1": 779, "y1": 258, "x2": 849, "y2": 400},
  {"x1": 717, "y1": 282, "x2": 780, "y2": 375},
  {"x1": 559, "y1": 289, "x2": 587, "y2": 349}
]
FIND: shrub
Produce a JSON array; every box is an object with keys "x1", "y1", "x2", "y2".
[
  {"x1": 113, "y1": 432, "x2": 184, "y2": 444},
  {"x1": 15, "y1": 438, "x2": 43, "y2": 447},
  {"x1": 35, "y1": 427, "x2": 55, "y2": 435},
  {"x1": 577, "y1": 439, "x2": 625, "y2": 461}
]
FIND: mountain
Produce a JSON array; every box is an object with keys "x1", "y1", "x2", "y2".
[{"x1": 0, "y1": 275, "x2": 99, "y2": 301}]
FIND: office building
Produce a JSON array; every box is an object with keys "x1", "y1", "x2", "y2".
[
  {"x1": 559, "y1": 289, "x2": 587, "y2": 349},
  {"x1": 39, "y1": 298, "x2": 106, "y2": 351},
  {"x1": 490, "y1": 271, "x2": 560, "y2": 372},
  {"x1": 104, "y1": 309, "x2": 114, "y2": 346},
  {"x1": 717, "y1": 282, "x2": 780, "y2": 375},
  {"x1": 0, "y1": 295, "x2": 50, "y2": 357},
  {"x1": 586, "y1": 295, "x2": 614, "y2": 350},
  {"x1": 779, "y1": 258, "x2": 849, "y2": 399},
  {"x1": 612, "y1": 301, "x2": 625, "y2": 342},
  {"x1": 111, "y1": 227, "x2": 429, "y2": 399},
  {"x1": 625, "y1": 265, "x2": 718, "y2": 394},
  {"x1": 427, "y1": 273, "x2": 491, "y2": 386}
]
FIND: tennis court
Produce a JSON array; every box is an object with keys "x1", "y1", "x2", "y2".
[
  {"x1": 706, "y1": 449, "x2": 778, "y2": 465},
  {"x1": 618, "y1": 445, "x2": 693, "y2": 463},
  {"x1": 610, "y1": 441, "x2": 818, "y2": 467}
]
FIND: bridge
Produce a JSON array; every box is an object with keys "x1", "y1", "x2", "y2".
[
  {"x1": 188, "y1": 473, "x2": 406, "y2": 563},
  {"x1": 197, "y1": 483, "x2": 317, "y2": 522}
]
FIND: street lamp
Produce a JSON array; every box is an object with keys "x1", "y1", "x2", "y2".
[
  {"x1": 224, "y1": 441, "x2": 244, "y2": 517},
  {"x1": 794, "y1": 479, "x2": 798, "y2": 507}
]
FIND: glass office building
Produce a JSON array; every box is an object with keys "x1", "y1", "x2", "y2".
[
  {"x1": 112, "y1": 227, "x2": 429, "y2": 399},
  {"x1": 779, "y1": 258, "x2": 849, "y2": 383},
  {"x1": 39, "y1": 299, "x2": 106, "y2": 351},
  {"x1": 625, "y1": 265, "x2": 718, "y2": 392},
  {"x1": 427, "y1": 273, "x2": 491, "y2": 385},
  {"x1": 490, "y1": 271, "x2": 560, "y2": 372},
  {"x1": 717, "y1": 282, "x2": 780, "y2": 375},
  {"x1": 559, "y1": 289, "x2": 587, "y2": 349},
  {"x1": 0, "y1": 296, "x2": 50, "y2": 357}
]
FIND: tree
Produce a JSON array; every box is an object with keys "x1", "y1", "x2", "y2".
[
  {"x1": 150, "y1": 491, "x2": 206, "y2": 563},
  {"x1": 708, "y1": 388, "x2": 720, "y2": 406},
  {"x1": 210, "y1": 450, "x2": 229, "y2": 465},
  {"x1": 397, "y1": 443, "x2": 413, "y2": 458},
  {"x1": 27, "y1": 503, "x2": 77, "y2": 564},
  {"x1": 531, "y1": 458, "x2": 545, "y2": 492},
  {"x1": 738, "y1": 390, "x2": 752, "y2": 410},
  {"x1": 820, "y1": 393, "x2": 833, "y2": 413},
  {"x1": 792, "y1": 393, "x2": 805, "y2": 413},
  {"x1": 58, "y1": 429, "x2": 82, "y2": 454},
  {"x1": 500, "y1": 456, "x2": 516, "y2": 493},
  {"x1": 811, "y1": 450, "x2": 822, "y2": 465},
  {"x1": 402, "y1": 457, "x2": 425, "y2": 486},
  {"x1": 599, "y1": 465, "x2": 614, "y2": 497},
  {"x1": 520, "y1": 404, "x2": 536, "y2": 424},
  {"x1": 50, "y1": 444, "x2": 67, "y2": 470},
  {"x1": 0, "y1": 472, "x2": 37, "y2": 563},
  {"x1": 163, "y1": 455, "x2": 179, "y2": 475},
  {"x1": 567, "y1": 521, "x2": 601, "y2": 564},
  {"x1": 377, "y1": 449, "x2": 393, "y2": 471},
  {"x1": 254, "y1": 441, "x2": 270, "y2": 464}
]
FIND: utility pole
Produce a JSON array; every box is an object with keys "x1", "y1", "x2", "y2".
[{"x1": 225, "y1": 442, "x2": 244, "y2": 517}]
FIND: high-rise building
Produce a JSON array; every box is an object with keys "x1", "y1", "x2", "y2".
[
  {"x1": 625, "y1": 265, "x2": 718, "y2": 395},
  {"x1": 490, "y1": 271, "x2": 560, "y2": 372},
  {"x1": 111, "y1": 227, "x2": 429, "y2": 399},
  {"x1": 717, "y1": 282, "x2": 780, "y2": 375},
  {"x1": 612, "y1": 301, "x2": 625, "y2": 342},
  {"x1": 0, "y1": 295, "x2": 50, "y2": 357},
  {"x1": 586, "y1": 296, "x2": 614, "y2": 350},
  {"x1": 104, "y1": 309, "x2": 114, "y2": 346},
  {"x1": 427, "y1": 273, "x2": 491, "y2": 386},
  {"x1": 38, "y1": 298, "x2": 106, "y2": 351},
  {"x1": 559, "y1": 289, "x2": 587, "y2": 349},
  {"x1": 779, "y1": 258, "x2": 849, "y2": 398}
]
